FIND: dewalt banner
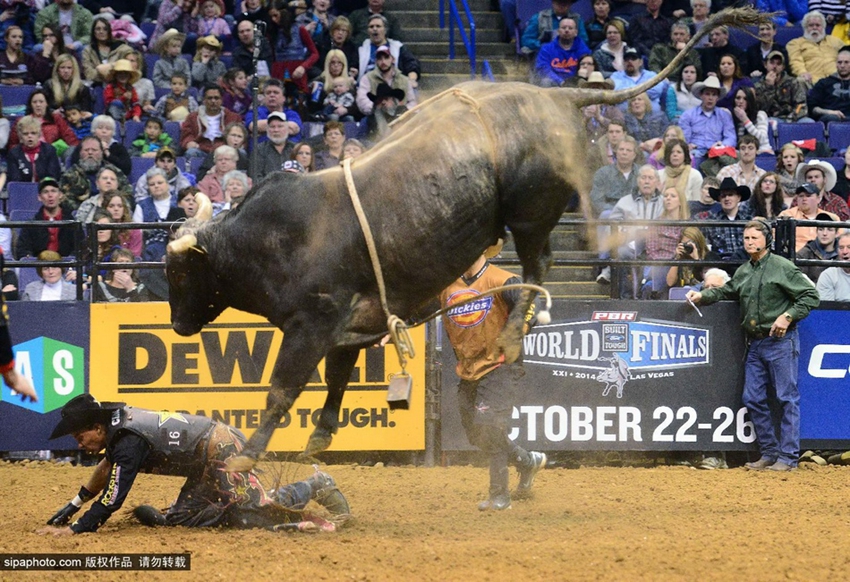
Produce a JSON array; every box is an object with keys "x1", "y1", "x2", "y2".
[{"x1": 90, "y1": 303, "x2": 425, "y2": 451}]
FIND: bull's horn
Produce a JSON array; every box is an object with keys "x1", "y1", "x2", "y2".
[
  {"x1": 195, "y1": 193, "x2": 212, "y2": 222},
  {"x1": 167, "y1": 233, "x2": 197, "y2": 254}
]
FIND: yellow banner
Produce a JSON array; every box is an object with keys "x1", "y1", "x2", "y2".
[{"x1": 90, "y1": 303, "x2": 425, "y2": 451}]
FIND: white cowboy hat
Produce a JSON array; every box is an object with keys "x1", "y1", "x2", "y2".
[
  {"x1": 796, "y1": 159, "x2": 837, "y2": 192},
  {"x1": 690, "y1": 75, "x2": 727, "y2": 99}
]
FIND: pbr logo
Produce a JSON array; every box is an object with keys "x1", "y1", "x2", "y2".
[
  {"x1": 446, "y1": 290, "x2": 494, "y2": 328},
  {"x1": 523, "y1": 313, "x2": 709, "y2": 398}
]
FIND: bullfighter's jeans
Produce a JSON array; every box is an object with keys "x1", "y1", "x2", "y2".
[{"x1": 743, "y1": 329, "x2": 801, "y2": 467}]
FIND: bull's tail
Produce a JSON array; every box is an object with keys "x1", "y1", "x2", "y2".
[{"x1": 565, "y1": 6, "x2": 770, "y2": 109}]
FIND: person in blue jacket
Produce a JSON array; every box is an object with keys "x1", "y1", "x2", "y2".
[
  {"x1": 521, "y1": 0, "x2": 588, "y2": 55},
  {"x1": 534, "y1": 17, "x2": 591, "y2": 87}
]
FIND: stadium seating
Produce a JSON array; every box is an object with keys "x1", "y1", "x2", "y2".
[
  {"x1": 827, "y1": 122, "x2": 850, "y2": 154},
  {"x1": 776, "y1": 122, "x2": 825, "y2": 147},
  {"x1": 755, "y1": 156, "x2": 776, "y2": 172},
  {"x1": 823, "y1": 157, "x2": 845, "y2": 172},
  {"x1": 130, "y1": 157, "x2": 156, "y2": 185},
  {"x1": 188, "y1": 156, "x2": 204, "y2": 176},
  {"x1": 7, "y1": 182, "x2": 40, "y2": 215},
  {"x1": 515, "y1": 0, "x2": 550, "y2": 56},
  {"x1": 123, "y1": 120, "x2": 145, "y2": 148},
  {"x1": 164, "y1": 121, "x2": 182, "y2": 147}
]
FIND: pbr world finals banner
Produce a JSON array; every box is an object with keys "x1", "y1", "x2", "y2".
[{"x1": 441, "y1": 300, "x2": 755, "y2": 452}]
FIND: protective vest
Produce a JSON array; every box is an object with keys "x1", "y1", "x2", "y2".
[
  {"x1": 107, "y1": 406, "x2": 215, "y2": 476},
  {"x1": 441, "y1": 263, "x2": 517, "y2": 381}
]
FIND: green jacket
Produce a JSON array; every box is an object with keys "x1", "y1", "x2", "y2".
[
  {"x1": 35, "y1": 4, "x2": 94, "y2": 47},
  {"x1": 700, "y1": 252, "x2": 820, "y2": 338},
  {"x1": 130, "y1": 132, "x2": 174, "y2": 156}
]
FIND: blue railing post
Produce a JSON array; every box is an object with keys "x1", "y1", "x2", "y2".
[{"x1": 443, "y1": 0, "x2": 477, "y2": 80}]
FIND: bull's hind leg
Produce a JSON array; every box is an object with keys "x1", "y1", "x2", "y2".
[{"x1": 303, "y1": 347, "x2": 361, "y2": 458}]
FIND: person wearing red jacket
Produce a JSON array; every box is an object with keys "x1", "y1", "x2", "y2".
[
  {"x1": 7, "y1": 89, "x2": 79, "y2": 156},
  {"x1": 103, "y1": 59, "x2": 142, "y2": 123},
  {"x1": 180, "y1": 85, "x2": 242, "y2": 158}
]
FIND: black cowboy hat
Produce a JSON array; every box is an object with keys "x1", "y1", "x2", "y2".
[
  {"x1": 367, "y1": 83, "x2": 405, "y2": 104},
  {"x1": 709, "y1": 177, "x2": 751, "y2": 202},
  {"x1": 49, "y1": 394, "x2": 125, "y2": 440}
]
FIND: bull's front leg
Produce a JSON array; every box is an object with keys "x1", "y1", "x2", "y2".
[{"x1": 302, "y1": 347, "x2": 361, "y2": 458}]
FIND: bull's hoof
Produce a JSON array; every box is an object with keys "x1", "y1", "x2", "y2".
[
  {"x1": 302, "y1": 432, "x2": 333, "y2": 458},
  {"x1": 225, "y1": 454, "x2": 259, "y2": 473}
]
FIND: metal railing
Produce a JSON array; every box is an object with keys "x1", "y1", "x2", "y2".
[{"x1": 439, "y1": 0, "x2": 477, "y2": 79}]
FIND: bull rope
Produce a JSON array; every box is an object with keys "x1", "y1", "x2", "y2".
[{"x1": 341, "y1": 159, "x2": 553, "y2": 375}]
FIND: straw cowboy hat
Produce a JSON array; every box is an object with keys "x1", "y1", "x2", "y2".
[
  {"x1": 196, "y1": 35, "x2": 223, "y2": 52},
  {"x1": 154, "y1": 28, "x2": 187, "y2": 55},
  {"x1": 107, "y1": 59, "x2": 141, "y2": 84},
  {"x1": 795, "y1": 159, "x2": 837, "y2": 192},
  {"x1": 578, "y1": 71, "x2": 615, "y2": 90},
  {"x1": 690, "y1": 75, "x2": 727, "y2": 99}
]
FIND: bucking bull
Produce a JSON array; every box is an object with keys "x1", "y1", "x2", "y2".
[{"x1": 166, "y1": 8, "x2": 765, "y2": 470}]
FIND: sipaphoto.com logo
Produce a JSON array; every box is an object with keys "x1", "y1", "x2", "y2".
[{"x1": 0, "y1": 337, "x2": 84, "y2": 413}]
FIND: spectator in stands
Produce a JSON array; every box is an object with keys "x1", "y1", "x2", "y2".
[
  {"x1": 609, "y1": 164, "x2": 665, "y2": 297},
  {"x1": 197, "y1": 144, "x2": 251, "y2": 204},
  {"x1": 154, "y1": 72, "x2": 198, "y2": 123},
  {"x1": 808, "y1": 1, "x2": 848, "y2": 28},
  {"x1": 152, "y1": 29, "x2": 190, "y2": 89},
  {"x1": 267, "y1": 0, "x2": 320, "y2": 93},
  {"x1": 312, "y1": 49, "x2": 351, "y2": 112},
  {"x1": 833, "y1": 147, "x2": 850, "y2": 201},
  {"x1": 181, "y1": 84, "x2": 242, "y2": 158},
  {"x1": 104, "y1": 58, "x2": 142, "y2": 125},
  {"x1": 222, "y1": 169, "x2": 250, "y2": 208},
  {"x1": 716, "y1": 135, "x2": 767, "y2": 191},
  {"x1": 6, "y1": 115, "x2": 61, "y2": 183},
  {"x1": 816, "y1": 232, "x2": 850, "y2": 300},
  {"x1": 756, "y1": 0, "x2": 806, "y2": 28},
  {"x1": 250, "y1": 110, "x2": 292, "y2": 179},
  {"x1": 132, "y1": 166, "x2": 187, "y2": 261},
  {"x1": 699, "y1": 25, "x2": 745, "y2": 76},
  {"x1": 592, "y1": 20, "x2": 627, "y2": 78},
  {"x1": 93, "y1": 247, "x2": 152, "y2": 302},
  {"x1": 680, "y1": 75, "x2": 735, "y2": 160},
  {"x1": 291, "y1": 142, "x2": 314, "y2": 172},
  {"x1": 196, "y1": 121, "x2": 248, "y2": 180},
  {"x1": 320, "y1": 76, "x2": 355, "y2": 121},
  {"x1": 44, "y1": 54, "x2": 94, "y2": 115},
  {"x1": 8, "y1": 88, "x2": 78, "y2": 157},
  {"x1": 235, "y1": 0, "x2": 269, "y2": 25},
  {"x1": 579, "y1": 72, "x2": 623, "y2": 152},
  {"x1": 68, "y1": 115, "x2": 132, "y2": 177},
  {"x1": 644, "y1": 185, "x2": 689, "y2": 298},
  {"x1": 0, "y1": 94, "x2": 9, "y2": 150},
  {"x1": 356, "y1": 44, "x2": 414, "y2": 115},
  {"x1": 797, "y1": 212, "x2": 838, "y2": 282},
  {"x1": 658, "y1": 138, "x2": 702, "y2": 201},
  {"x1": 61, "y1": 135, "x2": 132, "y2": 210},
  {"x1": 15, "y1": 177, "x2": 75, "y2": 259},
  {"x1": 341, "y1": 137, "x2": 365, "y2": 160},
  {"x1": 741, "y1": 172, "x2": 786, "y2": 219},
  {"x1": 100, "y1": 191, "x2": 142, "y2": 257},
  {"x1": 787, "y1": 10, "x2": 844, "y2": 84},
  {"x1": 313, "y1": 120, "x2": 345, "y2": 170},
  {"x1": 190, "y1": 0, "x2": 231, "y2": 45},
  {"x1": 755, "y1": 50, "x2": 811, "y2": 123},
  {"x1": 35, "y1": 0, "x2": 92, "y2": 53},
  {"x1": 729, "y1": 87, "x2": 773, "y2": 157},
  {"x1": 521, "y1": 0, "x2": 587, "y2": 56},
  {"x1": 62, "y1": 104, "x2": 90, "y2": 141},
  {"x1": 31, "y1": 25, "x2": 74, "y2": 85},
  {"x1": 648, "y1": 124, "x2": 684, "y2": 168},
  {"x1": 624, "y1": 93, "x2": 668, "y2": 155},
  {"x1": 690, "y1": 175, "x2": 719, "y2": 215},
  {"x1": 592, "y1": 136, "x2": 640, "y2": 283},
  {"x1": 0, "y1": 26, "x2": 41, "y2": 85},
  {"x1": 129, "y1": 118, "x2": 174, "y2": 158},
  {"x1": 780, "y1": 183, "x2": 840, "y2": 251},
  {"x1": 355, "y1": 13, "x2": 418, "y2": 88},
  {"x1": 297, "y1": 0, "x2": 334, "y2": 48},
  {"x1": 87, "y1": 209, "x2": 121, "y2": 275},
  {"x1": 191, "y1": 35, "x2": 227, "y2": 89},
  {"x1": 585, "y1": 0, "x2": 622, "y2": 51},
  {"x1": 664, "y1": 63, "x2": 700, "y2": 122},
  {"x1": 149, "y1": 0, "x2": 196, "y2": 54},
  {"x1": 317, "y1": 16, "x2": 357, "y2": 80},
  {"x1": 808, "y1": 46, "x2": 850, "y2": 123},
  {"x1": 776, "y1": 143, "x2": 804, "y2": 195},
  {"x1": 684, "y1": 0, "x2": 710, "y2": 47},
  {"x1": 177, "y1": 186, "x2": 198, "y2": 218},
  {"x1": 219, "y1": 68, "x2": 250, "y2": 117},
  {"x1": 233, "y1": 18, "x2": 273, "y2": 78},
  {"x1": 794, "y1": 159, "x2": 850, "y2": 220},
  {"x1": 75, "y1": 165, "x2": 126, "y2": 222},
  {"x1": 649, "y1": 20, "x2": 702, "y2": 81},
  {"x1": 666, "y1": 227, "x2": 716, "y2": 289},
  {"x1": 244, "y1": 78, "x2": 303, "y2": 143},
  {"x1": 134, "y1": 147, "x2": 191, "y2": 202},
  {"x1": 696, "y1": 177, "x2": 754, "y2": 262},
  {"x1": 594, "y1": 119, "x2": 628, "y2": 167},
  {"x1": 349, "y1": 0, "x2": 400, "y2": 46},
  {"x1": 22, "y1": 249, "x2": 75, "y2": 300},
  {"x1": 713, "y1": 55, "x2": 751, "y2": 112},
  {"x1": 629, "y1": 0, "x2": 673, "y2": 60},
  {"x1": 744, "y1": 21, "x2": 787, "y2": 78},
  {"x1": 81, "y1": 16, "x2": 134, "y2": 84},
  {"x1": 611, "y1": 47, "x2": 664, "y2": 113}
]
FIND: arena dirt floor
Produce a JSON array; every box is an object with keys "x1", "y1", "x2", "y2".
[{"x1": 3, "y1": 457, "x2": 850, "y2": 581}]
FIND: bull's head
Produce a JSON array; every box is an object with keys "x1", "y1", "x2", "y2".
[{"x1": 166, "y1": 194, "x2": 226, "y2": 336}]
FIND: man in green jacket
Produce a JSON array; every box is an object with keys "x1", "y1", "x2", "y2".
[
  {"x1": 687, "y1": 219, "x2": 820, "y2": 472},
  {"x1": 35, "y1": 0, "x2": 94, "y2": 52}
]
